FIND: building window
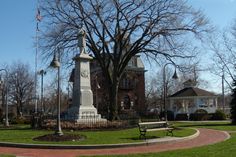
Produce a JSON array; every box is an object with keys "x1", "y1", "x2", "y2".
[
  {"x1": 128, "y1": 60, "x2": 133, "y2": 66},
  {"x1": 120, "y1": 77, "x2": 134, "y2": 89},
  {"x1": 128, "y1": 58, "x2": 136, "y2": 67}
]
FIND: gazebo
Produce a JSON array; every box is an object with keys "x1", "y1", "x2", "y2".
[{"x1": 168, "y1": 79, "x2": 218, "y2": 118}]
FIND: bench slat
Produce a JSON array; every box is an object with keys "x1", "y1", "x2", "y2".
[
  {"x1": 139, "y1": 121, "x2": 167, "y2": 125},
  {"x1": 146, "y1": 127, "x2": 173, "y2": 132}
]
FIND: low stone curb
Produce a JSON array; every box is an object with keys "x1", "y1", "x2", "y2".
[
  {"x1": 222, "y1": 131, "x2": 231, "y2": 141},
  {"x1": 0, "y1": 128, "x2": 200, "y2": 149}
]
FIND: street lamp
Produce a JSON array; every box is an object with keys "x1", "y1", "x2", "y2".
[
  {"x1": 163, "y1": 63, "x2": 178, "y2": 121},
  {"x1": 50, "y1": 49, "x2": 63, "y2": 136},
  {"x1": 0, "y1": 69, "x2": 9, "y2": 127},
  {"x1": 38, "y1": 69, "x2": 46, "y2": 113}
]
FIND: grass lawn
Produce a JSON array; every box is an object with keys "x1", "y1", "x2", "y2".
[
  {"x1": 0, "y1": 155, "x2": 15, "y2": 157},
  {"x1": 1, "y1": 121, "x2": 235, "y2": 157},
  {"x1": 0, "y1": 125, "x2": 195, "y2": 145},
  {"x1": 89, "y1": 133, "x2": 236, "y2": 157},
  {"x1": 85, "y1": 121, "x2": 236, "y2": 157}
]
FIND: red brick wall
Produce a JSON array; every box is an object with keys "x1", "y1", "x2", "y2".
[{"x1": 91, "y1": 69, "x2": 146, "y2": 116}]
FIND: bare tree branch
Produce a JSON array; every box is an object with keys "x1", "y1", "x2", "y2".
[{"x1": 39, "y1": 0, "x2": 210, "y2": 119}]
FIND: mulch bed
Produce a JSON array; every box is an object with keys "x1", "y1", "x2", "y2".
[{"x1": 33, "y1": 134, "x2": 86, "y2": 142}]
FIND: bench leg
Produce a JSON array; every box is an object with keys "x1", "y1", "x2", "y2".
[
  {"x1": 166, "y1": 130, "x2": 173, "y2": 136},
  {"x1": 139, "y1": 131, "x2": 146, "y2": 140}
]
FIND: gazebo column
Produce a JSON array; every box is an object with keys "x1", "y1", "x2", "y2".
[
  {"x1": 186, "y1": 100, "x2": 189, "y2": 114},
  {"x1": 215, "y1": 97, "x2": 218, "y2": 108},
  {"x1": 182, "y1": 99, "x2": 185, "y2": 113},
  {"x1": 194, "y1": 98, "x2": 198, "y2": 111}
]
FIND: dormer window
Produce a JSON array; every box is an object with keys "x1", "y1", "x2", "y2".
[{"x1": 128, "y1": 57, "x2": 137, "y2": 67}]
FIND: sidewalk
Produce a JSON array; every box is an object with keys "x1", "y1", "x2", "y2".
[{"x1": 0, "y1": 128, "x2": 230, "y2": 157}]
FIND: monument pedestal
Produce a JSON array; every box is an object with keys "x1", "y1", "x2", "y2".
[{"x1": 67, "y1": 53, "x2": 106, "y2": 123}]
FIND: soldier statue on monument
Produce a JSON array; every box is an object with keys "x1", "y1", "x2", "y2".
[{"x1": 78, "y1": 27, "x2": 86, "y2": 54}]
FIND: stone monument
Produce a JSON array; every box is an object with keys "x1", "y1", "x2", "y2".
[{"x1": 67, "y1": 28, "x2": 106, "y2": 123}]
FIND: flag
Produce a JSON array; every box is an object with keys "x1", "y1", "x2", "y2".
[{"x1": 36, "y1": 8, "x2": 42, "y2": 22}]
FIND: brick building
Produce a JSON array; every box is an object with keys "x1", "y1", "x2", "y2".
[{"x1": 90, "y1": 55, "x2": 146, "y2": 118}]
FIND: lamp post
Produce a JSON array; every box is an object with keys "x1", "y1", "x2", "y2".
[
  {"x1": 38, "y1": 70, "x2": 46, "y2": 113},
  {"x1": 163, "y1": 63, "x2": 178, "y2": 121},
  {"x1": 0, "y1": 69, "x2": 9, "y2": 127},
  {"x1": 50, "y1": 49, "x2": 63, "y2": 136}
]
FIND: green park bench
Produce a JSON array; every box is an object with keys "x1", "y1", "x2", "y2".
[{"x1": 138, "y1": 121, "x2": 174, "y2": 139}]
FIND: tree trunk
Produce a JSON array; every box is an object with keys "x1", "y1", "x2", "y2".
[
  {"x1": 20, "y1": 101, "x2": 23, "y2": 116},
  {"x1": 108, "y1": 79, "x2": 120, "y2": 121},
  {"x1": 16, "y1": 103, "x2": 20, "y2": 117}
]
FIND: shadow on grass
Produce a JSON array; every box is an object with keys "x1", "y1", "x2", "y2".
[
  {"x1": 0, "y1": 125, "x2": 31, "y2": 131},
  {"x1": 121, "y1": 136, "x2": 160, "y2": 141},
  {"x1": 172, "y1": 127, "x2": 183, "y2": 130}
]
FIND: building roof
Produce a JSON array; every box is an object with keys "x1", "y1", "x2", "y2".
[{"x1": 170, "y1": 87, "x2": 216, "y2": 98}]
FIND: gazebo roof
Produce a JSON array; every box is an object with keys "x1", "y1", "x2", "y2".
[{"x1": 170, "y1": 87, "x2": 216, "y2": 98}]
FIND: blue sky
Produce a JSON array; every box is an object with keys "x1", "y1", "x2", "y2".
[
  {"x1": 189, "y1": 0, "x2": 236, "y2": 29},
  {"x1": 0, "y1": 0, "x2": 236, "y2": 93},
  {"x1": 0, "y1": 1, "x2": 37, "y2": 67}
]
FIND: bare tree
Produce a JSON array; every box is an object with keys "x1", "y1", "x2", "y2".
[
  {"x1": 145, "y1": 75, "x2": 160, "y2": 111},
  {"x1": 145, "y1": 68, "x2": 178, "y2": 114},
  {"x1": 43, "y1": 77, "x2": 69, "y2": 115},
  {"x1": 145, "y1": 61, "x2": 210, "y2": 114},
  {"x1": 209, "y1": 19, "x2": 236, "y2": 91},
  {"x1": 40, "y1": 0, "x2": 210, "y2": 120},
  {"x1": 8, "y1": 62, "x2": 34, "y2": 116}
]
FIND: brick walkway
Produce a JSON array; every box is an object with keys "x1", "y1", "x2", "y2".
[{"x1": 0, "y1": 128, "x2": 229, "y2": 157}]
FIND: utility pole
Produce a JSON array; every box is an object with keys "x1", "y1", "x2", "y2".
[{"x1": 222, "y1": 69, "x2": 225, "y2": 113}]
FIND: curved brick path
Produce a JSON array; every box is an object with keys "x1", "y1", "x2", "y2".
[{"x1": 0, "y1": 128, "x2": 229, "y2": 157}]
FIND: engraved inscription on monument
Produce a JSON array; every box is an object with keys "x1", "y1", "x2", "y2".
[{"x1": 80, "y1": 69, "x2": 89, "y2": 78}]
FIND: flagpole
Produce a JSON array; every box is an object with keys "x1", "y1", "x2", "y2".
[
  {"x1": 35, "y1": 0, "x2": 40, "y2": 114},
  {"x1": 35, "y1": 24, "x2": 38, "y2": 114}
]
